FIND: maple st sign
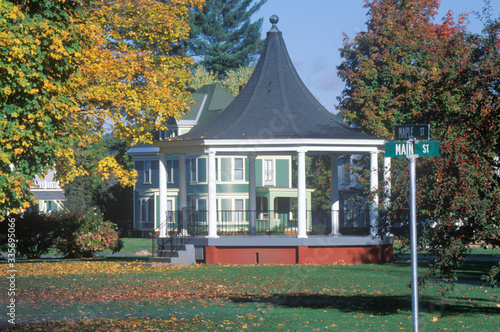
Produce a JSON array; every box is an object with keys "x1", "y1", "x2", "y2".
[{"x1": 394, "y1": 124, "x2": 429, "y2": 140}]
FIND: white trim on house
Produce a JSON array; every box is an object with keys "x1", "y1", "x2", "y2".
[
  {"x1": 232, "y1": 157, "x2": 245, "y2": 182},
  {"x1": 202, "y1": 138, "x2": 384, "y2": 147},
  {"x1": 177, "y1": 94, "x2": 208, "y2": 127},
  {"x1": 263, "y1": 158, "x2": 275, "y2": 186},
  {"x1": 189, "y1": 157, "x2": 198, "y2": 183}
]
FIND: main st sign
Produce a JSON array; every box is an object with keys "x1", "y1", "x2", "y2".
[{"x1": 385, "y1": 140, "x2": 439, "y2": 158}]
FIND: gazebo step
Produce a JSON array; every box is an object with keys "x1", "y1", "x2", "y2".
[
  {"x1": 157, "y1": 249, "x2": 180, "y2": 258},
  {"x1": 150, "y1": 244, "x2": 196, "y2": 266}
]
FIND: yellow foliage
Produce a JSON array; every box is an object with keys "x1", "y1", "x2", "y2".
[
  {"x1": 55, "y1": 0, "x2": 203, "y2": 186},
  {"x1": 1, "y1": 0, "x2": 203, "y2": 214},
  {"x1": 96, "y1": 156, "x2": 138, "y2": 186}
]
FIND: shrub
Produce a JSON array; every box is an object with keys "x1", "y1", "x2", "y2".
[
  {"x1": 55, "y1": 209, "x2": 123, "y2": 258},
  {"x1": 0, "y1": 212, "x2": 58, "y2": 259}
]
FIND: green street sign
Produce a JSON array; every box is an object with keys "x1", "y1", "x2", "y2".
[
  {"x1": 394, "y1": 124, "x2": 429, "y2": 140},
  {"x1": 385, "y1": 141, "x2": 439, "y2": 158}
]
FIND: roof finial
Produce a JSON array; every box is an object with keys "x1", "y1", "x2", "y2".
[{"x1": 269, "y1": 15, "x2": 280, "y2": 32}]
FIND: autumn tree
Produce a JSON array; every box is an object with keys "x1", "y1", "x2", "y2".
[
  {"x1": 58, "y1": 0, "x2": 204, "y2": 184},
  {"x1": 1, "y1": 0, "x2": 203, "y2": 219},
  {"x1": 0, "y1": 0, "x2": 84, "y2": 216},
  {"x1": 337, "y1": 0, "x2": 500, "y2": 287},
  {"x1": 189, "y1": 0, "x2": 266, "y2": 76},
  {"x1": 189, "y1": 64, "x2": 254, "y2": 95}
]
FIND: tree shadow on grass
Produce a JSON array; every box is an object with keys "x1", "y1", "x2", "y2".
[{"x1": 230, "y1": 293, "x2": 498, "y2": 317}]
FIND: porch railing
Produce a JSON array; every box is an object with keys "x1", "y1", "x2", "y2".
[{"x1": 156, "y1": 209, "x2": 371, "y2": 237}]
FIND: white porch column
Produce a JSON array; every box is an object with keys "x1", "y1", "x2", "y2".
[
  {"x1": 330, "y1": 154, "x2": 340, "y2": 236},
  {"x1": 207, "y1": 150, "x2": 219, "y2": 238},
  {"x1": 297, "y1": 149, "x2": 308, "y2": 238},
  {"x1": 248, "y1": 154, "x2": 257, "y2": 235},
  {"x1": 159, "y1": 152, "x2": 168, "y2": 237},
  {"x1": 370, "y1": 151, "x2": 379, "y2": 237},
  {"x1": 178, "y1": 155, "x2": 188, "y2": 235}
]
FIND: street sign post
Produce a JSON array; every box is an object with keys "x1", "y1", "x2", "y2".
[
  {"x1": 394, "y1": 124, "x2": 429, "y2": 140},
  {"x1": 385, "y1": 126, "x2": 439, "y2": 332},
  {"x1": 385, "y1": 141, "x2": 439, "y2": 158}
]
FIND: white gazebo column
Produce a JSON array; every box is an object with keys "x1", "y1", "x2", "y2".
[
  {"x1": 207, "y1": 150, "x2": 219, "y2": 238},
  {"x1": 370, "y1": 151, "x2": 379, "y2": 237},
  {"x1": 330, "y1": 154, "x2": 340, "y2": 236},
  {"x1": 159, "y1": 152, "x2": 168, "y2": 237},
  {"x1": 178, "y1": 155, "x2": 188, "y2": 235},
  {"x1": 248, "y1": 154, "x2": 257, "y2": 235},
  {"x1": 297, "y1": 149, "x2": 308, "y2": 238}
]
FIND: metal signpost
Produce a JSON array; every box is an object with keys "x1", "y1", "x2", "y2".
[{"x1": 386, "y1": 125, "x2": 439, "y2": 332}]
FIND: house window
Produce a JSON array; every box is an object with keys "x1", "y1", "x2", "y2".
[
  {"x1": 144, "y1": 161, "x2": 152, "y2": 184},
  {"x1": 342, "y1": 159, "x2": 351, "y2": 184},
  {"x1": 190, "y1": 158, "x2": 198, "y2": 182},
  {"x1": 139, "y1": 196, "x2": 155, "y2": 223},
  {"x1": 264, "y1": 159, "x2": 274, "y2": 185},
  {"x1": 160, "y1": 129, "x2": 177, "y2": 139},
  {"x1": 234, "y1": 199, "x2": 244, "y2": 222},
  {"x1": 166, "y1": 159, "x2": 174, "y2": 183},
  {"x1": 191, "y1": 198, "x2": 198, "y2": 210},
  {"x1": 166, "y1": 199, "x2": 174, "y2": 225},
  {"x1": 234, "y1": 158, "x2": 244, "y2": 181}
]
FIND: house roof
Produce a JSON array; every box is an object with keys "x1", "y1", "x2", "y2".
[
  {"x1": 33, "y1": 190, "x2": 67, "y2": 201},
  {"x1": 131, "y1": 84, "x2": 234, "y2": 155},
  {"x1": 181, "y1": 16, "x2": 376, "y2": 141},
  {"x1": 168, "y1": 84, "x2": 234, "y2": 127}
]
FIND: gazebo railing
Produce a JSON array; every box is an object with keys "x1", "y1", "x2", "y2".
[{"x1": 157, "y1": 209, "x2": 371, "y2": 237}]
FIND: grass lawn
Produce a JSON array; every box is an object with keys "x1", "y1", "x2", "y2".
[
  {"x1": 393, "y1": 239, "x2": 500, "y2": 257},
  {"x1": 101, "y1": 237, "x2": 155, "y2": 255},
  {"x1": 1, "y1": 257, "x2": 499, "y2": 331}
]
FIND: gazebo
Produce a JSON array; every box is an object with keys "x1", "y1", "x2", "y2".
[{"x1": 153, "y1": 16, "x2": 392, "y2": 265}]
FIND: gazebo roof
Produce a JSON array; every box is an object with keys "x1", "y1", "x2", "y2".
[{"x1": 181, "y1": 15, "x2": 375, "y2": 141}]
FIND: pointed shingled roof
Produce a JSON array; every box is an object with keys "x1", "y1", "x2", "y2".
[{"x1": 181, "y1": 15, "x2": 375, "y2": 141}]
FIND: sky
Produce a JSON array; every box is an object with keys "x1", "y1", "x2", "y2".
[{"x1": 253, "y1": 0, "x2": 500, "y2": 113}]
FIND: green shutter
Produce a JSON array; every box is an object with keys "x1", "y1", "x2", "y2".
[
  {"x1": 221, "y1": 199, "x2": 231, "y2": 222},
  {"x1": 256, "y1": 159, "x2": 262, "y2": 186},
  {"x1": 198, "y1": 199, "x2": 207, "y2": 210},
  {"x1": 245, "y1": 158, "x2": 249, "y2": 181},
  {"x1": 276, "y1": 159, "x2": 289, "y2": 187},
  {"x1": 198, "y1": 158, "x2": 207, "y2": 182},
  {"x1": 221, "y1": 158, "x2": 231, "y2": 182}
]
